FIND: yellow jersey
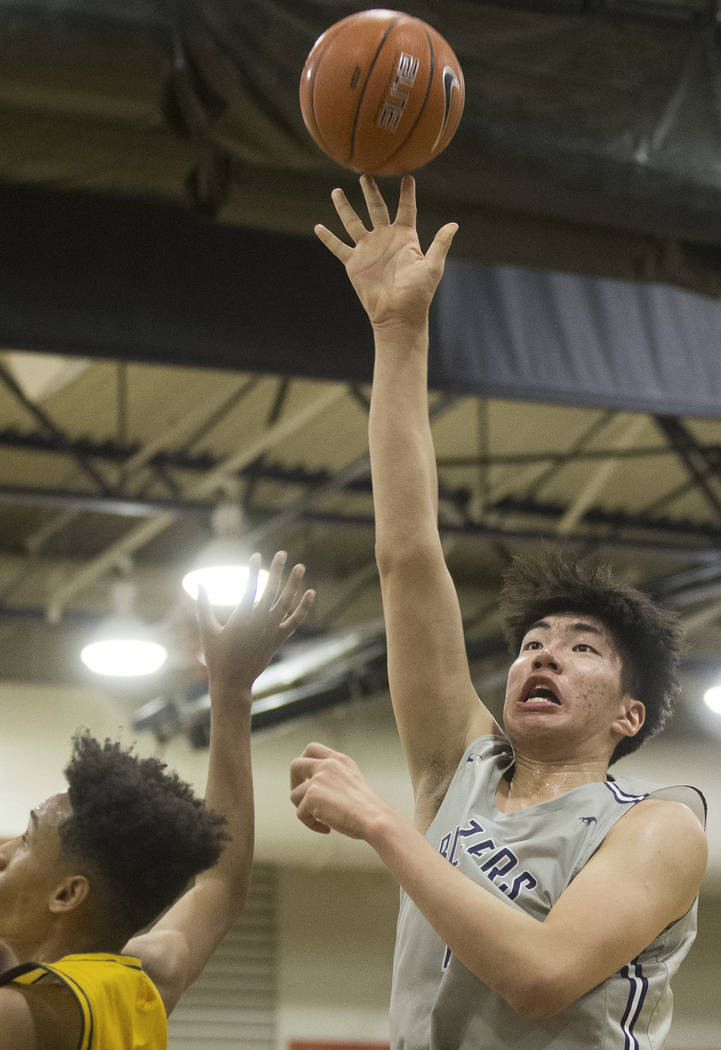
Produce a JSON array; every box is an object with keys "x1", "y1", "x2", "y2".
[{"x1": 6, "y1": 952, "x2": 167, "y2": 1050}]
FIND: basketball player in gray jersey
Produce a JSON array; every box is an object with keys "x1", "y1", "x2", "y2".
[{"x1": 290, "y1": 176, "x2": 708, "y2": 1049}]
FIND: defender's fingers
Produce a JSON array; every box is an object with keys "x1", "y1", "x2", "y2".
[
  {"x1": 246, "y1": 551, "x2": 264, "y2": 603},
  {"x1": 272, "y1": 561, "x2": 305, "y2": 615},
  {"x1": 359, "y1": 174, "x2": 390, "y2": 227},
  {"x1": 281, "y1": 588, "x2": 316, "y2": 632},
  {"x1": 196, "y1": 585, "x2": 220, "y2": 637},
  {"x1": 223, "y1": 552, "x2": 263, "y2": 626},
  {"x1": 330, "y1": 187, "x2": 369, "y2": 243},
  {"x1": 394, "y1": 174, "x2": 417, "y2": 229},
  {"x1": 314, "y1": 223, "x2": 353, "y2": 264},
  {"x1": 256, "y1": 550, "x2": 287, "y2": 611}
]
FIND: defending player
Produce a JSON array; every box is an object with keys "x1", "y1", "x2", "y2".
[
  {"x1": 0, "y1": 550, "x2": 314, "y2": 1050},
  {"x1": 290, "y1": 176, "x2": 708, "y2": 1048}
]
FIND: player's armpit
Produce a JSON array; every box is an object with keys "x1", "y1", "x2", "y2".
[
  {"x1": 125, "y1": 892, "x2": 212, "y2": 1016},
  {"x1": 125, "y1": 926, "x2": 191, "y2": 1015},
  {"x1": 379, "y1": 542, "x2": 503, "y2": 814},
  {"x1": 531, "y1": 798, "x2": 708, "y2": 1018}
]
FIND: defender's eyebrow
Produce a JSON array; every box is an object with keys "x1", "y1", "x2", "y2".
[{"x1": 30, "y1": 809, "x2": 38, "y2": 827}]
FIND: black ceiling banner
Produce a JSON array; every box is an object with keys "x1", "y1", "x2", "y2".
[{"x1": 2, "y1": 180, "x2": 721, "y2": 420}]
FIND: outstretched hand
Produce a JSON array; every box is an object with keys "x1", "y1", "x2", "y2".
[
  {"x1": 315, "y1": 175, "x2": 458, "y2": 332},
  {"x1": 198, "y1": 551, "x2": 315, "y2": 695}
]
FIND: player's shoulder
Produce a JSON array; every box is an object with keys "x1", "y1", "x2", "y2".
[
  {"x1": 0, "y1": 980, "x2": 81, "y2": 1050},
  {"x1": 0, "y1": 984, "x2": 38, "y2": 1050},
  {"x1": 609, "y1": 796, "x2": 708, "y2": 906},
  {"x1": 611, "y1": 794, "x2": 707, "y2": 857}
]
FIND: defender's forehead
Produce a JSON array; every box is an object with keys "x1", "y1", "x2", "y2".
[{"x1": 35, "y1": 792, "x2": 71, "y2": 827}]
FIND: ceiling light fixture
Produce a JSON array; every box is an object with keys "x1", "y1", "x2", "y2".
[
  {"x1": 181, "y1": 498, "x2": 269, "y2": 607},
  {"x1": 80, "y1": 579, "x2": 167, "y2": 677},
  {"x1": 703, "y1": 685, "x2": 721, "y2": 716}
]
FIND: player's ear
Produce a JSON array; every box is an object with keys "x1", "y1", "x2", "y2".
[
  {"x1": 49, "y1": 874, "x2": 90, "y2": 914},
  {"x1": 613, "y1": 697, "x2": 645, "y2": 739}
]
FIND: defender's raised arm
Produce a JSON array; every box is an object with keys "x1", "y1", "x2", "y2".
[{"x1": 126, "y1": 552, "x2": 314, "y2": 1013}]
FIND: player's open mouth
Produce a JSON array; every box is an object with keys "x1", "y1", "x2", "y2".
[{"x1": 520, "y1": 682, "x2": 560, "y2": 704}]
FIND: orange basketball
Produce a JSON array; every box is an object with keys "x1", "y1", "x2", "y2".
[{"x1": 299, "y1": 9, "x2": 465, "y2": 176}]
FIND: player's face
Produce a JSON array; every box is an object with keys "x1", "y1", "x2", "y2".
[
  {"x1": 502, "y1": 612, "x2": 642, "y2": 760},
  {"x1": 0, "y1": 793, "x2": 71, "y2": 955}
]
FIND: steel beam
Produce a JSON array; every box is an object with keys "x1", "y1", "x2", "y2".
[
  {"x1": 655, "y1": 415, "x2": 721, "y2": 522},
  {"x1": 557, "y1": 415, "x2": 647, "y2": 534},
  {"x1": 43, "y1": 384, "x2": 346, "y2": 619}
]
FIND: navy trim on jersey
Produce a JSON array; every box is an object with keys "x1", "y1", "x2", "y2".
[
  {"x1": 603, "y1": 781, "x2": 649, "y2": 805},
  {"x1": 55, "y1": 966, "x2": 94, "y2": 1050},
  {"x1": 0, "y1": 961, "x2": 91, "y2": 1050},
  {"x1": 620, "y1": 959, "x2": 648, "y2": 1050},
  {"x1": 0, "y1": 962, "x2": 39, "y2": 986},
  {"x1": 682, "y1": 785, "x2": 708, "y2": 824}
]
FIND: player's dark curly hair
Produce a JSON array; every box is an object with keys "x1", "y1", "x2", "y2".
[
  {"x1": 59, "y1": 733, "x2": 228, "y2": 937},
  {"x1": 499, "y1": 548, "x2": 685, "y2": 765}
]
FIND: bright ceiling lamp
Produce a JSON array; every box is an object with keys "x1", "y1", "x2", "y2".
[
  {"x1": 182, "y1": 498, "x2": 269, "y2": 607},
  {"x1": 703, "y1": 685, "x2": 721, "y2": 715},
  {"x1": 81, "y1": 579, "x2": 167, "y2": 677}
]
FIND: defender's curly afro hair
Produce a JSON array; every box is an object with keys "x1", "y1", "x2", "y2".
[
  {"x1": 499, "y1": 548, "x2": 685, "y2": 764},
  {"x1": 59, "y1": 734, "x2": 228, "y2": 937}
]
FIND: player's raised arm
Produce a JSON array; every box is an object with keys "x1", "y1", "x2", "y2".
[
  {"x1": 125, "y1": 552, "x2": 314, "y2": 1014},
  {"x1": 316, "y1": 176, "x2": 501, "y2": 826}
]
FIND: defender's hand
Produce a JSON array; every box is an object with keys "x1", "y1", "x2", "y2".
[{"x1": 198, "y1": 551, "x2": 315, "y2": 695}]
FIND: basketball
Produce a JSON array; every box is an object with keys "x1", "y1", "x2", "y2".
[{"x1": 299, "y1": 9, "x2": 465, "y2": 176}]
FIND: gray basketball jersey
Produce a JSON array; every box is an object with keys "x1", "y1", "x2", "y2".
[{"x1": 390, "y1": 734, "x2": 706, "y2": 1050}]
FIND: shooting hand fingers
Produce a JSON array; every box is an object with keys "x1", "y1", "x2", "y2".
[
  {"x1": 314, "y1": 224, "x2": 353, "y2": 265},
  {"x1": 360, "y1": 174, "x2": 390, "y2": 227},
  {"x1": 394, "y1": 174, "x2": 417, "y2": 229},
  {"x1": 331, "y1": 187, "x2": 369, "y2": 244},
  {"x1": 425, "y1": 221, "x2": 459, "y2": 274}
]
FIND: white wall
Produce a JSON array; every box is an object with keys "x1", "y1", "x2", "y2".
[
  {"x1": 0, "y1": 681, "x2": 137, "y2": 833},
  {"x1": 666, "y1": 881, "x2": 721, "y2": 1050},
  {"x1": 276, "y1": 867, "x2": 397, "y2": 1047}
]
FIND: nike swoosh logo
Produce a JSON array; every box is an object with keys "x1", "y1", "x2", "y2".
[{"x1": 431, "y1": 65, "x2": 461, "y2": 152}]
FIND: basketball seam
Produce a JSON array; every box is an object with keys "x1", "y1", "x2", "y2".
[
  {"x1": 349, "y1": 16, "x2": 403, "y2": 168},
  {"x1": 377, "y1": 26, "x2": 435, "y2": 174},
  {"x1": 307, "y1": 39, "x2": 333, "y2": 159}
]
